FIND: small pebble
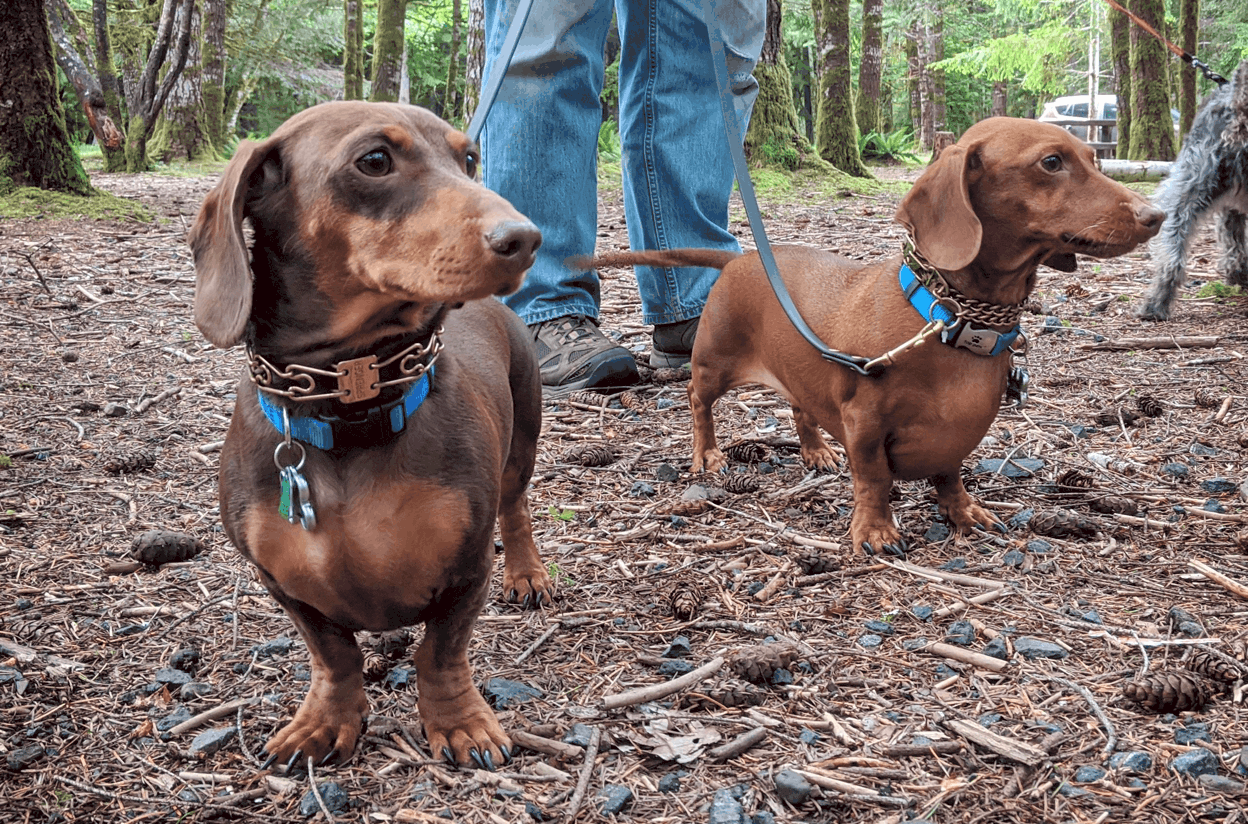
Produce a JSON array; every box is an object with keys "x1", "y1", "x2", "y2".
[
  {"x1": 657, "y1": 774, "x2": 681, "y2": 793},
  {"x1": 770, "y1": 668, "x2": 794, "y2": 685},
  {"x1": 1026, "y1": 539, "x2": 1051, "y2": 554},
  {"x1": 103, "y1": 402, "x2": 129, "y2": 417},
  {"x1": 1161, "y1": 463, "x2": 1190, "y2": 478},
  {"x1": 1170, "y1": 748, "x2": 1219, "y2": 778},
  {"x1": 629, "y1": 481, "x2": 655, "y2": 497},
  {"x1": 857, "y1": 634, "x2": 883, "y2": 649},
  {"x1": 563, "y1": 723, "x2": 594, "y2": 748},
  {"x1": 170, "y1": 647, "x2": 201, "y2": 674},
  {"x1": 658, "y1": 660, "x2": 693, "y2": 676},
  {"x1": 1176, "y1": 723, "x2": 1212, "y2": 745},
  {"x1": 180, "y1": 682, "x2": 213, "y2": 700},
  {"x1": 1009, "y1": 507, "x2": 1036, "y2": 529},
  {"x1": 662, "y1": 635, "x2": 692, "y2": 659},
  {"x1": 597, "y1": 784, "x2": 633, "y2": 816},
  {"x1": 923, "y1": 523, "x2": 951, "y2": 542},
  {"x1": 911, "y1": 605, "x2": 933, "y2": 621},
  {"x1": 1203, "y1": 499, "x2": 1228, "y2": 514},
  {"x1": 864, "y1": 620, "x2": 895, "y2": 636},
  {"x1": 1002, "y1": 550, "x2": 1025, "y2": 567},
  {"x1": 154, "y1": 668, "x2": 192, "y2": 686},
  {"x1": 1197, "y1": 774, "x2": 1246, "y2": 794},
  {"x1": 708, "y1": 788, "x2": 746, "y2": 824},
  {"x1": 1108, "y1": 751, "x2": 1152, "y2": 773},
  {"x1": 188, "y1": 726, "x2": 236, "y2": 757},
  {"x1": 655, "y1": 398, "x2": 676, "y2": 410},
  {"x1": 252, "y1": 637, "x2": 294, "y2": 659},
  {"x1": 940, "y1": 557, "x2": 967, "y2": 571},
  {"x1": 1201, "y1": 478, "x2": 1237, "y2": 494},
  {"x1": 1080, "y1": 610, "x2": 1103, "y2": 625},
  {"x1": 525, "y1": 800, "x2": 551, "y2": 821},
  {"x1": 1013, "y1": 637, "x2": 1068, "y2": 660},
  {"x1": 655, "y1": 463, "x2": 681, "y2": 483},
  {"x1": 299, "y1": 782, "x2": 350, "y2": 817},
  {"x1": 6, "y1": 744, "x2": 47, "y2": 771},
  {"x1": 945, "y1": 620, "x2": 976, "y2": 646},
  {"x1": 157, "y1": 706, "x2": 193, "y2": 732},
  {"x1": 774, "y1": 769, "x2": 814, "y2": 805},
  {"x1": 798, "y1": 729, "x2": 821, "y2": 745},
  {"x1": 978, "y1": 712, "x2": 1003, "y2": 727},
  {"x1": 982, "y1": 637, "x2": 1009, "y2": 660},
  {"x1": 484, "y1": 678, "x2": 543, "y2": 709}
]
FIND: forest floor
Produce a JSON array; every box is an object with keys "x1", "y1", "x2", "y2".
[{"x1": 2, "y1": 160, "x2": 1248, "y2": 824}]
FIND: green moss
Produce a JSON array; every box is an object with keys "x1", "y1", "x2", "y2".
[{"x1": 0, "y1": 187, "x2": 152, "y2": 222}]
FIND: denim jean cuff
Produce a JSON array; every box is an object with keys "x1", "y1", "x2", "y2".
[
  {"x1": 644, "y1": 306, "x2": 705, "y2": 326},
  {"x1": 516, "y1": 303, "x2": 601, "y2": 327}
]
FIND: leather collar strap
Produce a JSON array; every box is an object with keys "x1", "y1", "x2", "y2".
[
  {"x1": 256, "y1": 365, "x2": 435, "y2": 451},
  {"x1": 899, "y1": 264, "x2": 1020, "y2": 357}
]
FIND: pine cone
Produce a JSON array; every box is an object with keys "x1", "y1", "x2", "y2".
[
  {"x1": 722, "y1": 473, "x2": 761, "y2": 495},
  {"x1": 103, "y1": 450, "x2": 157, "y2": 474},
  {"x1": 361, "y1": 629, "x2": 413, "y2": 682},
  {"x1": 686, "y1": 679, "x2": 767, "y2": 710},
  {"x1": 1186, "y1": 649, "x2": 1242, "y2": 686},
  {"x1": 1234, "y1": 530, "x2": 1248, "y2": 552},
  {"x1": 564, "y1": 443, "x2": 617, "y2": 467},
  {"x1": 1030, "y1": 509, "x2": 1099, "y2": 540},
  {"x1": 726, "y1": 642, "x2": 801, "y2": 684},
  {"x1": 1093, "y1": 407, "x2": 1140, "y2": 427},
  {"x1": 1194, "y1": 388, "x2": 1223, "y2": 409},
  {"x1": 1064, "y1": 282, "x2": 1088, "y2": 298},
  {"x1": 566, "y1": 390, "x2": 608, "y2": 407},
  {"x1": 617, "y1": 391, "x2": 646, "y2": 411},
  {"x1": 651, "y1": 367, "x2": 690, "y2": 384},
  {"x1": 131, "y1": 530, "x2": 204, "y2": 566},
  {"x1": 1087, "y1": 495, "x2": 1140, "y2": 516},
  {"x1": 1136, "y1": 395, "x2": 1164, "y2": 418},
  {"x1": 724, "y1": 441, "x2": 769, "y2": 464},
  {"x1": 2, "y1": 618, "x2": 66, "y2": 647},
  {"x1": 667, "y1": 584, "x2": 702, "y2": 621},
  {"x1": 1123, "y1": 671, "x2": 1216, "y2": 713},
  {"x1": 1056, "y1": 469, "x2": 1097, "y2": 491},
  {"x1": 667, "y1": 498, "x2": 710, "y2": 517},
  {"x1": 793, "y1": 549, "x2": 840, "y2": 575},
  {"x1": 362, "y1": 648, "x2": 390, "y2": 682},
  {"x1": 1237, "y1": 430, "x2": 1248, "y2": 450}
]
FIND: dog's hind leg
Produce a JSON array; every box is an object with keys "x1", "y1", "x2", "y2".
[
  {"x1": 793, "y1": 406, "x2": 842, "y2": 470},
  {"x1": 931, "y1": 472, "x2": 1000, "y2": 535},
  {"x1": 1140, "y1": 190, "x2": 1204, "y2": 320},
  {"x1": 1217, "y1": 208, "x2": 1248, "y2": 287}
]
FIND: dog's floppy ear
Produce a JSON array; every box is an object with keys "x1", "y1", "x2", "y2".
[
  {"x1": 894, "y1": 143, "x2": 982, "y2": 271},
  {"x1": 188, "y1": 138, "x2": 279, "y2": 348}
]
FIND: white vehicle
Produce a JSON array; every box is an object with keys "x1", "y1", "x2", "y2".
[{"x1": 1038, "y1": 94, "x2": 1180, "y2": 145}]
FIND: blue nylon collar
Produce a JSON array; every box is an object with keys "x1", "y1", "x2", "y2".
[
  {"x1": 898, "y1": 264, "x2": 1020, "y2": 357},
  {"x1": 256, "y1": 365, "x2": 434, "y2": 451}
]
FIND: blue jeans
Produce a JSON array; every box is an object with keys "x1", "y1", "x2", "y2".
[{"x1": 482, "y1": 0, "x2": 764, "y2": 327}]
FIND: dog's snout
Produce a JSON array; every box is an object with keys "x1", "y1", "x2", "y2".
[
  {"x1": 1134, "y1": 201, "x2": 1165, "y2": 233},
  {"x1": 485, "y1": 221, "x2": 542, "y2": 261}
]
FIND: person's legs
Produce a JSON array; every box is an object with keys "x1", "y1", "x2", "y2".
[
  {"x1": 616, "y1": 0, "x2": 764, "y2": 364},
  {"x1": 483, "y1": 0, "x2": 639, "y2": 389}
]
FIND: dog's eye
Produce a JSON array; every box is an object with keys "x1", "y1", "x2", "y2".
[
  {"x1": 465, "y1": 151, "x2": 479, "y2": 179},
  {"x1": 356, "y1": 149, "x2": 392, "y2": 177},
  {"x1": 1041, "y1": 154, "x2": 1063, "y2": 172}
]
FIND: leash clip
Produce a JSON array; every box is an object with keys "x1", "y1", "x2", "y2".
[
  {"x1": 273, "y1": 407, "x2": 317, "y2": 531},
  {"x1": 1004, "y1": 347, "x2": 1031, "y2": 409}
]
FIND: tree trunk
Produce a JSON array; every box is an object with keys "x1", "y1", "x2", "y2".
[
  {"x1": 856, "y1": 0, "x2": 882, "y2": 136},
  {"x1": 1110, "y1": 5, "x2": 1131, "y2": 158},
  {"x1": 745, "y1": 0, "x2": 823, "y2": 169},
  {"x1": 1126, "y1": 0, "x2": 1175, "y2": 160},
  {"x1": 462, "y1": 0, "x2": 484, "y2": 122},
  {"x1": 916, "y1": 22, "x2": 934, "y2": 149},
  {"x1": 399, "y1": 38, "x2": 411, "y2": 105},
  {"x1": 45, "y1": 0, "x2": 123, "y2": 151},
  {"x1": 202, "y1": 0, "x2": 227, "y2": 149},
  {"x1": 444, "y1": 0, "x2": 461, "y2": 123},
  {"x1": 930, "y1": 3, "x2": 946, "y2": 133},
  {"x1": 151, "y1": 2, "x2": 216, "y2": 162},
  {"x1": 344, "y1": 0, "x2": 364, "y2": 100},
  {"x1": 1177, "y1": 0, "x2": 1197, "y2": 141},
  {"x1": 370, "y1": 0, "x2": 407, "y2": 103},
  {"x1": 0, "y1": 0, "x2": 93, "y2": 194},
  {"x1": 905, "y1": 28, "x2": 919, "y2": 135},
  {"x1": 991, "y1": 81, "x2": 1007, "y2": 117},
  {"x1": 93, "y1": 0, "x2": 126, "y2": 171},
  {"x1": 811, "y1": 0, "x2": 868, "y2": 177}
]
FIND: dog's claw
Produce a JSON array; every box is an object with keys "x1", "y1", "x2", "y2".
[
  {"x1": 318, "y1": 749, "x2": 339, "y2": 768},
  {"x1": 861, "y1": 541, "x2": 875, "y2": 556},
  {"x1": 482, "y1": 750, "x2": 496, "y2": 771},
  {"x1": 260, "y1": 751, "x2": 278, "y2": 771},
  {"x1": 442, "y1": 747, "x2": 455, "y2": 765},
  {"x1": 469, "y1": 749, "x2": 486, "y2": 770},
  {"x1": 883, "y1": 542, "x2": 906, "y2": 558},
  {"x1": 284, "y1": 750, "x2": 305, "y2": 773},
  {"x1": 522, "y1": 593, "x2": 533, "y2": 609},
  {"x1": 500, "y1": 745, "x2": 512, "y2": 764},
  {"x1": 993, "y1": 521, "x2": 1008, "y2": 534},
  {"x1": 508, "y1": 589, "x2": 519, "y2": 603}
]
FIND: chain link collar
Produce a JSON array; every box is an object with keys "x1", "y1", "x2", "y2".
[
  {"x1": 247, "y1": 327, "x2": 444, "y2": 405},
  {"x1": 902, "y1": 236, "x2": 1025, "y2": 329}
]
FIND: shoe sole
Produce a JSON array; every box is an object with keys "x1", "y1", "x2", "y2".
[
  {"x1": 649, "y1": 349, "x2": 692, "y2": 368},
  {"x1": 542, "y1": 352, "x2": 640, "y2": 396}
]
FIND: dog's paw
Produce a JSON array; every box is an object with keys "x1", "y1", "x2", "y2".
[
  {"x1": 943, "y1": 499, "x2": 1001, "y2": 534},
  {"x1": 800, "y1": 442, "x2": 843, "y2": 471},
  {"x1": 260, "y1": 686, "x2": 369, "y2": 772},
  {"x1": 851, "y1": 524, "x2": 908, "y2": 559},
  {"x1": 503, "y1": 562, "x2": 554, "y2": 609},
  {"x1": 421, "y1": 692, "x2": 511, "y2": 771},
  {"x1": 692, "y1": 447, "x2": 728, "y2": 473}
]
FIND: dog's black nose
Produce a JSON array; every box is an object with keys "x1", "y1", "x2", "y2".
[
  {"x1": 1134, "y1": 202, "x2": 1165, "y2": 232},
  {"x1": 486, "y1": 221, "x2": 542, "y2": 260}
]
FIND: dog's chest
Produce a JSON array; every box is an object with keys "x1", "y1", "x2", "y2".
[{"x1": 241, "y1": 476, "x2": 485, "y2": 630}]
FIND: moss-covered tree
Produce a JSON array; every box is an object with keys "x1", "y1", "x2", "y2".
[
  {"x1": 344, "y1": 0, "x2": 364, "y2": 100},
  {"x1": 1177, "y1": 0, "x2": 1198, "y2": 140},
  {"x1": 444, "y1": 0, "x2": 462, "y2": 122},
  {"x1": 1111, "y1": 5, "x2": 1132, "y2": 157},
  {"x1": 856, "y1": 0, "x2": 883, "y2": 136},
  {"x1": 744, "y1": 0, "x2": 827, "y2": 170},
  {"x1": 202, "y1": 0, "x2": 227, "y2": 150},
  {"x1": 151, "y1": 2, "x2": 218, "y2": 162},
  {"x1": 370, "y1": 0, "x2": 407, "y2": 102},
  {"x1": 463, "y1": 0, "x2": 484, "y2": 121},
  {"x1": 0, "y1": 0, "x2": 94, "y2": 195},
  {"x1": 45, "y1": 0, "x2": 123, "y2": 153},
  {"x1": 1126, "y1": 0, "x2": 1175, "y2": 160},
  {"x1": 811, "y1": 0, "x2": 868, "y2": 176}
]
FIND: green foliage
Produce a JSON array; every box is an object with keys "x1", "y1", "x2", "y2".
[
  {"x1": 0, "y1": 455, "x2": 12, "y2": 470},
  {"x1": 758, "y1": 138, "x2": 800, "y2": 171},
  {"x1": 546, "y1": 505, "x2": 576, "y2": 522},
  {"x1": 0, "y1": 187, "x2": 152, "y2": 222},
  {"x1": 1196, "y1": 282, "x2": 1243, "y2": 299},
  {"x1": 858, "y1": 129, "x2": 921, "y2": 163},
  {"x1": 598, "y1": 119, "x2": 621, "y2": 163},
  {"x1": 933, "y1": 19, "x2": 1078, "y2": 100}
]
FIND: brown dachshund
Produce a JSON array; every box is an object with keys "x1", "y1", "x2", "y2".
[
  {"x1": 188, "y1": 101, "x2": 551, "y2": 772},
  {"x1": 589, "y1": 117, "x2": 1163, "y2": 556}
]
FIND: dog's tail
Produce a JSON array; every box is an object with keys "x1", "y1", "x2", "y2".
[
  {"x1": 569, "y1": 248, "x2": 741, "y2": 272},
  {"x1": 1226, "y1": 60, "x2": 1248, "y2": 147}
]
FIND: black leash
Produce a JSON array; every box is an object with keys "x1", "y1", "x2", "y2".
[
  {"x1": 1101, "y1": 0, "x2": 1227, "y2": 86},
  {"x1": 465, "y1": 0, "x2": 536, "y2": 144},
  {"x1": 702, "y1": 0, "x2": 877, "y2": 376}
]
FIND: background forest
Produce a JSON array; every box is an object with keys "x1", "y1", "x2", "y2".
[{"x1": 16, "y1": 0, "x2": 1248, "y2": 189}]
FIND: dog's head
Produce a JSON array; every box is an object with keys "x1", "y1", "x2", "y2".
[
  {"x1": 189, "y1": 102, "x2": 540, "y2": 348},
  {"x1": 895, "y1": 117, "x2": 1163, "y2": 276}
]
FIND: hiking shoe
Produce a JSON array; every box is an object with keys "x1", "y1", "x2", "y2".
[
  {"x1": 531, "y1": 315, "x2": 640, "y2": 390},
  {"x1": 650, "y1": 316, "x2": 700, "y2": 367}
]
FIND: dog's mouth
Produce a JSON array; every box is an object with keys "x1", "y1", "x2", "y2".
[{"x1": 1059, "y1": 232, "x2": 1130, "y2": 258}]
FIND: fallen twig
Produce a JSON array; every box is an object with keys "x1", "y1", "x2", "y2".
[
  {"x1": 942, "y1": 718, "x2": 1047, "y2": 766},
  {"x1": 1189, "y1": 559, "x2": 1248, "y2": 599},
  {"x1": 564, "y1": 726, "x2": 601, "y2": 820},
  {"x1": 707, "y1": 726, "x2": 767, "y2": 760},
  {"x1": 510, "y1": 729, "x2": 583, "y2": 761},
  {"x1": 1080, "y1": 335, "x2": 1220, "y2": 351},
  {"x1": 1039, "y1": 675, "x2": 1116, "y2": 757},
  {"x1": 924, "y1": 642, "x2": 1009, "y2": 673},
  {"x1": 602, "y1": 656, "x2": 725, "y2": 710}
]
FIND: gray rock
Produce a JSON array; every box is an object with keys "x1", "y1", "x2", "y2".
[
  {"x1": 597, "y1": 784, "x2": 633, "y2": 815},
  {"x1": 1013, "y1": 637, "x2": 1068, "y2": 660},
  {"x1": 709, "y1": 788, "x2": 746, "y2": 824},
  {"x1": 629, "y1": 481, "x2": 655, "y2": 498},
  {"x1": 1204, "y1": 499, "x2": 1228, "y2": 514},
  {"x1": 1108, "y1": 751, "x2": 1152, "y2": 773},
  {"x1": 751, "y1": 813, "x2": 776, "y2": 824},
  {"x1": 563, "y1": 723, "x2": 594, "y2": 748},
  {"x1": 180, "y1": 682, "x2": 213, "y2": 700},
  {"x1": 1170, "y1": 748, "x2": 1219, "y2": 778},
  {"x1": 658, "y1": 659, "x2": 694, "y2": 676},
  {"x1": 923, "y1": 523, "x2": 951, "y2": 542},
  {"x1": 902, "y1": 638, "x2": 930, "y2": 651},
  {"x1": 252, "y1": 637, "x2": 294, "y2": 659},
  {"x1": 103, "y1": 402, "x2": 129, "y2": 417},
  {"x1": 978, "y1": 712, "x2": 1003, "y2": 727},
  {"x1": 662, "y1": 635, "x2": 692, "y2": 658},
  {"x1": 857, "y1": 634, "x2": 883, "y2": 649},
  {"x1": 1161, "y1": 463, "x2": 1190, "y2": 478},
  {"x1": 911, "y1": 605, "x2": 933, "y2": 621},
  {"x1": 983, "y1": 637, "x2": 1009, "y2": 660},
  {"x1": 484, "y1": 678, "x2": 542, "y2": 709},
  {"x1": 157, "y1": 706, "x2": 193, "y2": 731},
  {"x1": 864, "y1": 620, "x2": 896, "y2": 636},
  {"x1": 1058, "y1": 784, "x2": 1089, "y2": 798},
  {"x1": 188, "y1": 726, "x2": 236, "y2": 757},
  {"x1": 1201, "y1": 478, "x2": 1238, "y2": 494},
  {"x1": 1009, "y1": 508, "x2": 1036, "y2": 529},
  {"x1": 1025, "y1": 538, "x2": 1051, "y2": 554},
  {"x1": 1002, "y1": 550, "x2": 1025, "y2": 567},
  {"x1": 655, "y1": 463, "x2": 681, "y2": 483},
  {"x1": 1176, "y1": 723, "x2": 1211, "y2": 745},
  {"x1": 945, "y1": 620, "x2": 976, "y2": 646},
  {"x1": 154, "y1": 668, "x2": 193, "y2": 686},
  {"x1": 6, "y1": 744, "x2": 47, "y2": 770},
  {"x1": 169, "y1": 647, "x2": 201, "y2": 674},
  {"x1": 299, "y1": 782, "x2": 350, "y2": 817},
  {"x1": 1074, "y1": 765, "x2": 1106, "y2": 783},
  {"x1": 657, "y1": 773, "x2": 681, "y2": 793},
  {"x1": 774, "y1": 769, "x2": 814, "y2": 805},
  {"x1": 1190, "y1": 443, "x2": 1221, "y2": 457},
  {"x1": 1197, "y1": 774, "x2": 1246, "y2": 794},
  {"x1": 975, "y1": 457, "x2": 1044, "y2": 478}
]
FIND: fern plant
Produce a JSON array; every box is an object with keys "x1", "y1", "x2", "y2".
[{"x1": 858, "y1": 129, "x2": 921, "y2": 163}]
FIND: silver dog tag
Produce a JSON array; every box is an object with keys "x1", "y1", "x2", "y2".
[
  {"x1": 950, "y1": 323, "x2": 1002, "y2": 357},
  {"x1": 1005, "y1": 365, "x2": 1030, "y2": 408},
  {"x1": 279, "y1": 465, "x2": 317, "y2": 531}
]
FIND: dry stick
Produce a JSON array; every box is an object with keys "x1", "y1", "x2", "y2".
[
  {"x1": 924, "y1": 642, "x2": 1009, "y2": 673},
  {"x1": 881, "y1": 740, "x2": 963, "y2": 757},
  {"x1": 151, "y1": 592, "x2": 235, "y2": 639},
  {"x1": 932, "y1": 588, "x2": 1011, "y2": 620},
  {"x1": 515, "y1": 624, "x2": 561, "y2": 665},
  {"x1": 1189, "y1": 559, "x2": 1248, "y2": 599},
  {"x1": 942, "y1": 718, "x2": 1047, "y2": 766},
  {"x1": 53, "y1": 775, "x2": 287, "y2": 822},
  {"x1": 134, "y1": 385, "x2": 182, "y2": 413},
  {"x1": 167, "y1": 697, "x2": 256, "y2": 736},
  {"x1": 1214, "y1": 396, "x2": 1235, "y2": 424},
  {"x1": 1040, "y1": 675, "x2": 1117, "y2": 757},
  {"x1": 797, "y1": 767, "x2": 880, "y2": 796},
  {"x1": 753, "y1": 560, "x2": 793, "y2": 602},
  {"x1": 601, "y1": 656, "x2": 725, "y2": 710},
  {"x1": 307, "y1": 759, "x2": 337, "y2": 823},
  {"x1": 693, "y1": 535, "x2": 746, "y2": 553},
  {"x1": 883, "y1": 559, "x2": 1007, "y2": 590},
  {"x1": 1080, "y1": 334, "x2": 1221, "y2": 351},
  {"x1": 564, "y1": 726, "x2": 602, "y2": 821},
  {"x1": 510, "y1": 729, "x2": 584, "y2": 761},
  {"x1": 792, "y1": 769, "x2": 911, "y2": 808},
  {"x1": 707, "y1": 726, "x2": 767, "y2": 760}
]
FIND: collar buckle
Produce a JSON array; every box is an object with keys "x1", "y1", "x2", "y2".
[{"x1": 336, "y1": 355, "x2": 379, "y2": 404}]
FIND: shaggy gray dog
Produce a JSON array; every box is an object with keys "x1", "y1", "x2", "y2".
[{"x1": 1140, "y1": 60, "x2": 1248, "y2": 320}]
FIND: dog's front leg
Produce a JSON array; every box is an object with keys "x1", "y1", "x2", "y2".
[
  {"x1": 260, "y1": 595, "x2": 369, "y2": 770},
  {"x1": 843, "y1": 434, "x2": 907, "y2": 557},
  {"x1": 416, "y1": 583, "x2": 511, "y2": 770}
]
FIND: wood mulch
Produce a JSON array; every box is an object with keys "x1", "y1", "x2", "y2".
[{"x1": 1, "y1": 165, "x2": 1246, "y2": 824}]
